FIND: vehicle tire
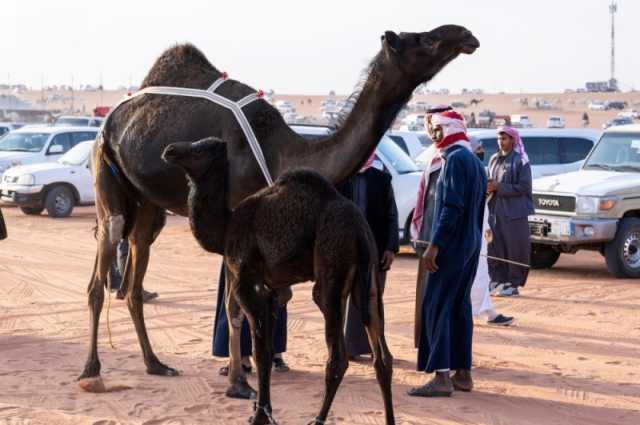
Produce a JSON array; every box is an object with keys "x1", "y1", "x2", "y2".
[
  {"x1": 604, "y1": 218, "x2": 640, "y2": 278},
  {"x1": 20, "y1": 206, "x2": 44, "y2": 215},
  {"x1": 44, "y1": 186, "x2": 75, "y2": 218},
  {"x1": 530, "y1": 243, "x2": 560, "y2": 269}
]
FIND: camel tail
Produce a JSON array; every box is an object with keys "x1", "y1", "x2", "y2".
[{"x1": 353, "y1": 235, "x2": 378, "y2": 327}]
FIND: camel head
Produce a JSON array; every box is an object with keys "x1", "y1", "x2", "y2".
[
  {"x1": 379, "y1": 25, "x2": 479, "y2": 88},
  {"x1": 162, "y1": 137, "x2": 227, "y2": 180}
]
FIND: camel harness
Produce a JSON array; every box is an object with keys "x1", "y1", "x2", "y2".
[{"x1": 114, "y1": 73, "x2": 274, "y2": 186}]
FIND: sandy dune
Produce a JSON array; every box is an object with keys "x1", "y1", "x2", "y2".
[
  {"x1": 10, "y1": 87, "x2": 640, "y2": 131},
  {"x1": 0, "y1": 206, "x2": 638, "y2": 425}
]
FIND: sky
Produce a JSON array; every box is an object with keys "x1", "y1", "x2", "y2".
[{"x1": 3, "y1": 0, "x2": 639, "y2": 94}]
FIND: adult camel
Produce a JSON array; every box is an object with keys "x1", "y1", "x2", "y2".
[{"x1": 79, "y1": 26, "x2": 479, "y2": 388}]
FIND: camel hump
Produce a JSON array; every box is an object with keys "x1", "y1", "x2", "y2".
[
  {"x1": 276, "y1": 168, "x2": 337, "y2": 197},
  {"x1": 141, "y1": 43, "x2": 218, "y2": 89}
]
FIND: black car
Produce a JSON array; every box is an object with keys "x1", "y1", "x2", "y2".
[{"x1": 607, "y1": 101, "x2": 627, "y2": 110}]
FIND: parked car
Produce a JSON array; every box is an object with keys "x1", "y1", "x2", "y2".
[
  {"x1": 607, "y1": 101, "x2": 627, "y2": 110},
  {"x1": 0, "y1": 126, "x2": 99, "y2": 178},
  {"x1": 399, "y1": 113, "x2": 426, "y2": 131},
  {"x1": 588, "y1": 101, "x2": 607, "y2": 111},
  {"x1": 467, "y1": 128, "x2": 600, "y2": 178},
  {"x1": 386, "y1": 130, "x2": 431, "y2": 159},
  {"x1": 603, "y1": 116, "x2": 634, "y2": 130},
  {"x1": 529, "y1": 124, "x2": 640, "y2": 277},
  {"x1": 0, "y1": 140, "x2": 95, "y2": 217},
  {"x1": 54, "y1": 115, "x2": 103, "y2": 127},
  {"x1": 618, "y1": 110, "x2": 640, "y2": 120},
  {"x1": 292, "y1": 125, "x2": 421, "y2": 243},
  {"x1": 546, "y1": 116, "x2": 566, "y2": 129},
  {"x1": 511, "y1": 114, "x2": 534, "y2": 128}
]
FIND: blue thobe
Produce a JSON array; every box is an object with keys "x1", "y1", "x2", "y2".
[{"x1": 417, "y1": 145, "x2": 487, "y2": 373}]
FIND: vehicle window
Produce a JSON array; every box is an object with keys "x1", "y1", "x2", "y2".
[
  {"x1": 48, "y1": 133, "x2": 73, "y2": 154},
  {"x1": 70, "y1": 131, "x2": 96, "y2": 146},
  {"x1": 377, "y1": 137, "x2": 418, "y2": 174},
  {"x1": 522, "y1": 137, "x2": 560, "y2": 165},
  {"x1": 480, "y1": 138, "x2": 498, "y2": 166},
  {"x1": 559, "y1": 138, "x2": 593, "y2": 164},
  {"x1": 417, "y1": 134, "x2": 432, "y2": 147},
  {"x1": 0, "y1": 127, "x2": 8, "y2": 137},
  {"x1": 0, "y1": 132, "x2": 49, "y2": 152},
  {"x1": 54, "y1": 117, "x2": 89, "y2": 127},
  {"x1": 584, "y1": 133, "x2": 640, "y2": 172},
  {"x1": 388, "y1": 135, "x2": 409, "y2": 155}
]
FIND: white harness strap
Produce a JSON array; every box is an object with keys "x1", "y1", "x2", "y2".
[{"x1": 116, "y1": 74, "x2": 274, "y2": 186}]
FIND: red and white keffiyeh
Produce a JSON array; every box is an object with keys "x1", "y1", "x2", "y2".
[{"x1": 431, "y1": 110, "x2": 469, "y2": 150}]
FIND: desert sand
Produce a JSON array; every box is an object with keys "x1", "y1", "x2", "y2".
[{"x1": 0, "y1": 206, "x2": 638, "y2": 425}]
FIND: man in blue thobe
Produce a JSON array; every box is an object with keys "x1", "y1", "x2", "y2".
[{"x1": 409, "y1": 111, "x2": 487, "y2": 397}]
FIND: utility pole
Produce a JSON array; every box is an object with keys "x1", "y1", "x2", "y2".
[{"x1": 609, "y1": 1, "x2": 618, "y2": 91}]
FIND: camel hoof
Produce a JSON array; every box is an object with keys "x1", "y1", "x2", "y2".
[
  {"x1": 78, "y1": 376, "x2": 107, "y2": 393},
  {"x1": 225, "y1": 379, "x2": 257, "y2": 400},
  {"x1": 146, "y1": 362, "x2": 179, "y2": 377}
]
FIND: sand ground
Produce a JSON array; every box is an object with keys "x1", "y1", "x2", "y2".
[{"x1": 0, "y1": 206, "x2": 638, "y2": 425}]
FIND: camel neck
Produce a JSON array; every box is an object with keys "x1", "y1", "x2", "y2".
[{"x1": 281, "y1": 78, "x2": 412, "y2": 185}]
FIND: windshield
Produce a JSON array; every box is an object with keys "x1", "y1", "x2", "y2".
[
  {"x1": 378, "y1": 137, "x2": 419, "y2": 174},
  {"x1": 55, "y1": 117, "x2": 88, "y2": 127},
  {"x1": 584, "y1": 132, "x2": 640, "y2": 172},
  {"x1": 59, "y1": 141, "x2": 93, "y2": 165},
  {"x1": 0, "y1": 132, "x2": 49, "y2": 152}
]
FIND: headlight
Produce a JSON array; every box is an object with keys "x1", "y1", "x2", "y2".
[
  {"x1": 16, "y1": 174, "x2": 35, "y2": 185},
  {"x1": 10, "y1": 160, "x2": 22, "y2": 167},
  {"x1": 576, "y1": 196, "x2": 617, "y2": 214}
]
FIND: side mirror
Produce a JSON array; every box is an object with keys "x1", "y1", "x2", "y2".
[{"x1": 48, "y1": 145, "x2": 64, "y2": 154}]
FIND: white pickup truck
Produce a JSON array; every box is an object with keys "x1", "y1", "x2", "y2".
[
  {"x1": 0, "y1": 140, "x2": 95, "y2": 217},
  {"x1": 529, "y1": 124, "x2": 640, "y2": 278}
]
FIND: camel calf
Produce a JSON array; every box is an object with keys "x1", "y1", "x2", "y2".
[{"x1": 163, "y1": 137, "x2": 395, "y2": 425}]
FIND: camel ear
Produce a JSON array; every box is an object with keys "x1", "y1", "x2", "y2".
[{"x1": 382, "y1": 31, "x2": 403, "y2": 54}]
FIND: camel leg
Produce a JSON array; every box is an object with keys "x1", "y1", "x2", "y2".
[
  {"x1": 364, "y1": 270, "x2": 395, "y2": 425},
  {"x1": 79, "y1": 148, "x2": 128, "y2": 380},
  {"x1": 231, "y1": 268, "x2": 276, "y2": 425},
  {"x1": 123, "y1": 202, "x2": 177, "y2": 376},
  {"x1": 78, "y1": 239, "x2": 118, "y2": 379},
  {"x1": 224, "y1": 265, "x2": 257, "y2": 399},
  {"x1": 313, "y1": 277, "x2": 349, "y2": 424}
]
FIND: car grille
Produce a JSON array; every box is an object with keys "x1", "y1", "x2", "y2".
[{"x1": 533, "y1": 194, "x2": 575, "y2": 213}]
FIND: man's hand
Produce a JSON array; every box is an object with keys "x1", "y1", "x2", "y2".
[
  {"x1": 487, "y1": 179, "x2": 499, "y2": 194},
  {"x1": 381, "y1": 250, "x2": 395, "y2": 271},
  {"x1": 421, "y1": 244, "x2": 439, "y2": 273}
]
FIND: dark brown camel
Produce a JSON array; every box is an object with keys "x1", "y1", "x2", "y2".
[
  {"x1": 79, "y1": 26, "x2": 479, "y2": 388},
  {"x1": 163, "y1": 137, "x2": 394, "y2": 425}
]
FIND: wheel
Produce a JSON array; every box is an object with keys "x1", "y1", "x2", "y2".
[
  {"x1": 530, "y1": 243, "x2": 560, "y2": 269},
  {"x1": 605, "y1": 218, "x2": 640, "y2": 278},
  {"x1": 45, "y1": 186, "x2": 75, "y2": 218},
  {"x1": 20, "y1": 206, "x2": 44, "y2": 215}
]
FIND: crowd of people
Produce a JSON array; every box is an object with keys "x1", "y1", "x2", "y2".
[{"x1": 104, "y1": 105, "x2": 533, "y2": 391}]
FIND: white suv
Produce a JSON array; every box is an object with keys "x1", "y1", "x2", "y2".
[
  {"x1": 0, "y1": 140, "x2": 95, "y2": 217},
  {"x1": 0, "y1": 126, "x2": 99, "y2": 177},
  {"x1": 470, "y1": 128, "x2": 601, "y2": 178}
]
